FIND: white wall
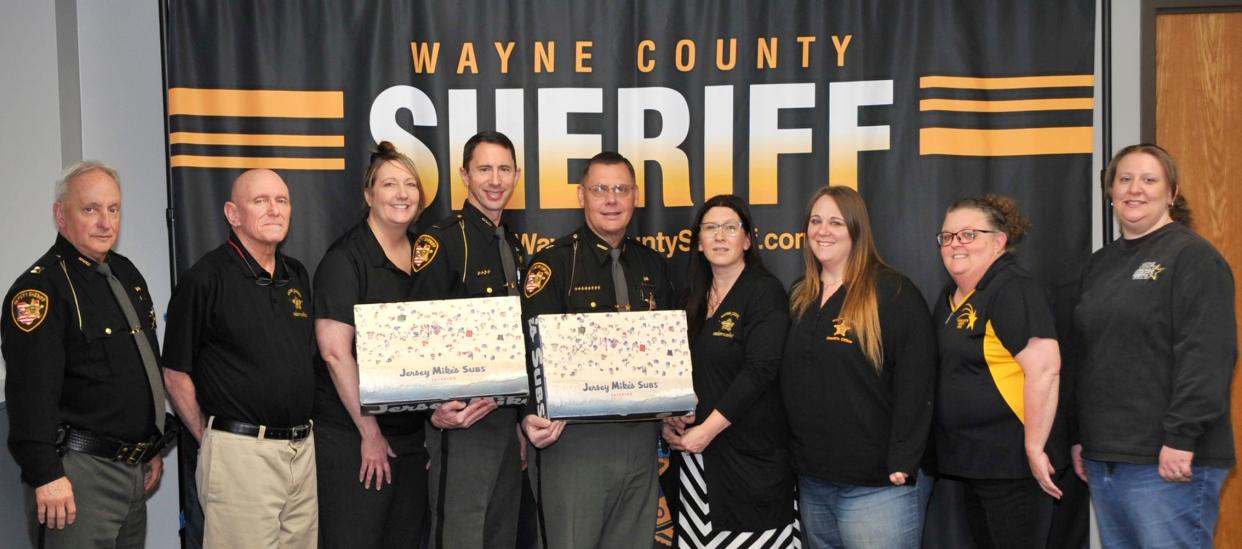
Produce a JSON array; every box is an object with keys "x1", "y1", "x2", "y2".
[{"x1": 0, "y1": 0, "x2": 179, "y2": 547}]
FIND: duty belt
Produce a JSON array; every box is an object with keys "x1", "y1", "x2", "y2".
[{"x1": 56, "y1": 425, "x2": 170, "y2": 466}]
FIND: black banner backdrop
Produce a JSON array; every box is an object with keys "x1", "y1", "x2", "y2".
[{"x1": 163, "y1": 1, "x2": 1094, "y2": 547}]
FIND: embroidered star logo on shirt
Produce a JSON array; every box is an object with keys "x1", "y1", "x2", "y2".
[
  {"x1": 955, "y1": 304, "x2": 978, "y2": 330},
  {"x1": 826, "y1": 317, "x2": 854, "y2": 344},
  {"x1": 1131, "y1": 261, "x2": 1165, "y2": 281}
]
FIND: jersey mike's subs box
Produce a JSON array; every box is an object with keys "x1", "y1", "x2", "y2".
[
  {"x1": 530, "y1": 310, "x2": 696, "y2": 422},
  {"x1": 354, "y1": 296, "x2": 528, "y2": 415}
]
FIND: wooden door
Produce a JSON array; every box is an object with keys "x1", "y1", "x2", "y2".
[{"x1": 1155, "y1": 9, "x2": 1242, "y2": 548}]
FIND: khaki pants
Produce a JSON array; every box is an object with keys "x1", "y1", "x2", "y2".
[{"x1": 197, "y1": 418, "x2": 318, "y2": 549}]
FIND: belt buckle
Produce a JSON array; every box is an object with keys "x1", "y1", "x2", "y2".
[{"x1": 124, "y1": 442, "x2": 150, "y2": 465}]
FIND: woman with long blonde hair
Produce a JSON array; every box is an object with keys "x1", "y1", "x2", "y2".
[{"x1": 781, "y1": 186, "x2": 936, "y2": 548}]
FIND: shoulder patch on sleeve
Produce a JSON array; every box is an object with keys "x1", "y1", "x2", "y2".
[
  {"x1": 525, "y1": 261, "x2": 553, "y2": 298},
  {"x1": 412, "y1": 234, "x2": 440, "y2": 273},
  {"x1": 11, "y1": 289, "x2": 50, "y2": 332}
]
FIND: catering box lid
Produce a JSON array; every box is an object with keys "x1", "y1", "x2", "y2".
[
  {"x1": 355, "y1": 296, "x2": 527, "y2": 414},
  {"x1": 531, "y1": 310, "x2": 695, "y2": 422}
]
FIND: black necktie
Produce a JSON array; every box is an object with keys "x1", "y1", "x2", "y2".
[
  {"x1": 495, "y1": 225, "x2": 518, "y2": 296},
  {"x1": 610, "y1": 248, "x2": 630, "y2": 310},
  {"x1": 97, "y1": 262, "x2": 166, "y2": 433}
]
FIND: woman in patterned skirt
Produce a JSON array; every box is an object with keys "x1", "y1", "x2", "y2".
[{"x1": 664, "y1": 194, "x2": 798, "y2": 548}]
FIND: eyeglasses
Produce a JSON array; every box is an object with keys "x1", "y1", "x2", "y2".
[
  {"x1": 230, "y1": 241, "x2": 291, "y2": 286},
  {"x1": 584, "y1": 184, "x2": 635, "y2": 198},
  {"x1": 936, "y1": 228, "x2": 1000, "y2": 247},
  {"x1": 701, "y1": 222, "x2": 743, "y2": 237}
]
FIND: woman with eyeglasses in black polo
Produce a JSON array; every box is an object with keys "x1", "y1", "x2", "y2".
[
  {"x1": 932, "y1": 195, "x2": 1065, "y2": 549},
  {"x1": 662, "y1": 194, "x2": 796, "y2": 547}
]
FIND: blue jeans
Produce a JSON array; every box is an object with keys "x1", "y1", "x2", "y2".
[
  {"x1": 1084, "y1": 459, "x2": 1227, "y2": 549},
  {"x1": 798, "y1": 475, "x2": 923, "y2": 549}
]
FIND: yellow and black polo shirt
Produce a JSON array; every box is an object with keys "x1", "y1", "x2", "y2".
[{"x1": 933, "y1": 253, "x2": 1058, "y2": 479}]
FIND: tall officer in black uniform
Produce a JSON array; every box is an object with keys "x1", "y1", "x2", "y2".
[
  {"x1": 162, "y1": 169, "x2": 318, "y2": 548},
  {"x1": 411, "y1": 131, "x2": 526, "y2": 549},
  {"x1": 520, "y1": 152, "x2": 675, "y2": 549},
  {"x1": 3, "y1": 161, "x2": 167, "y2": 548}
]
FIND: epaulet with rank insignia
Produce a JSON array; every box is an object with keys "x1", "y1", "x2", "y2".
[{"x1": 428, "y1": 213, "x2": 466, "y2": 233}]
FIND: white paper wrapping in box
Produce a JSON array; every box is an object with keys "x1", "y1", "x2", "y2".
[
  {"x1": 354, "y1": 296, "x2": 528, "y2": 414},
  {"x1": 531, "y1": 310, "x2": 696, "y2": 421}
]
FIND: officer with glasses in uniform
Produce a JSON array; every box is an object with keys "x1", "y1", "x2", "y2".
[
  {"x1": 163, "y1": 169, "x2": 319, "y2": 549},
  {"x1": 520, "y1": 151, "x2": 676, "y2": 549}
]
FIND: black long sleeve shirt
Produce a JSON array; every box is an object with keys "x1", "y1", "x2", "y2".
[
  {"x1": 688, "y1": 266, "x2": 794, "y2": 531},
  {"x1": 782, "y1": 269, "x2": 936, "y2": 486},
  {"x1": 1074, "y1": 222, "x2": 1236, "y2": 467},
  {"x1": 2, "y1": 236, "x2": 158, "y2": 486}
]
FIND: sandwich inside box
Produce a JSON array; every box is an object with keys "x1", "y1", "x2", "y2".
[
  {"x1": 532, "y1": 310, "x2": 696, "y2": 421},
  {"x1": 355, "y1": 296, "x2": 528, "y2": 414}
]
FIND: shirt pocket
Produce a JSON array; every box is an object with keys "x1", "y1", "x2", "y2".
[
  {"x1": 73, "y1": 321, "x2": 121, "y2": 377},
  {"x1": 465, "y1": 271, "x2": 508, "y2": 298},
  {"x1": 566, "y1": 288, "x2": 607, "y2": 313}
]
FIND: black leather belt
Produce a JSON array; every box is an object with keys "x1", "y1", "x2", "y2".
[
  {"x1": 211, "y1": 418, "x2": 311, "y2": 440},
  {"x1": 57, "y1": 427, "x2": 162, "y2": 466}
]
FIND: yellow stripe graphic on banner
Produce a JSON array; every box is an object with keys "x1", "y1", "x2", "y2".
[
  {"x1": 169, "y1": 132, "x2": 345, "y2": 147},
  {"x1": 170, "y1": 155, "x2": 345, "y2": 170},
  {"x1": 919, "y1": 98, "x2": 1094, "y2": 113},
  {"x1": 920, "y1": 127, "x2": 1092, "y2": 156},
  {"x1": 919, "y1": 75, "x2": 1094, "y2": 89},
  {"x1": 168, "y1": 88, "x2": 344, "y2": 118}
]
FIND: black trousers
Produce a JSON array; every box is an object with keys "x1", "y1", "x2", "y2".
[
  {"x1": 314, "y1": 422, "x2": 429, "y2": 549},
  {"x1": 955, "y1": 475, "x2": 1053, "y2": 549}
]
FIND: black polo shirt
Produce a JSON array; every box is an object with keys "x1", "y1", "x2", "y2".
[
  {"x1": 312, "y1": 219, "x2": 424, "y2": 448},
  {"x1": 933, "y1": 253, "x2": 1062, "y2": 479},
  {"x1": 410, "y1": 202, "x2": 526, "y2": 300},
  {"x1": 782, "y1": 269, "x2": 937, "y2": 486},
  {"x1": 3, "y1": 235, "x2": 159, "y2": 486},
  {"x1": 163, "y1": 232, "x2": 316, "y2": 428}
]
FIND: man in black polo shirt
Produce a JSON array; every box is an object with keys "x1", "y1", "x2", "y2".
[
  {"x1": 163, "y1": 169, "x2": 318, "y2": 548},
  {"x1": 411, "y1": 130, "x2": 526, "y2": 549}
]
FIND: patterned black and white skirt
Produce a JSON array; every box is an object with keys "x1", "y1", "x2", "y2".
[{"x1": 676, "y1": 452, "x2": 801, "y2": 548}]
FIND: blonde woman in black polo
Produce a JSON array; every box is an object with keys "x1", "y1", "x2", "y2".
[
  {"x1": 313, "y1": 142, "x2": 429, "y2": 548},
  {"x1": 933, "y1": 195, "x2": 1063, "y2": 549}
]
